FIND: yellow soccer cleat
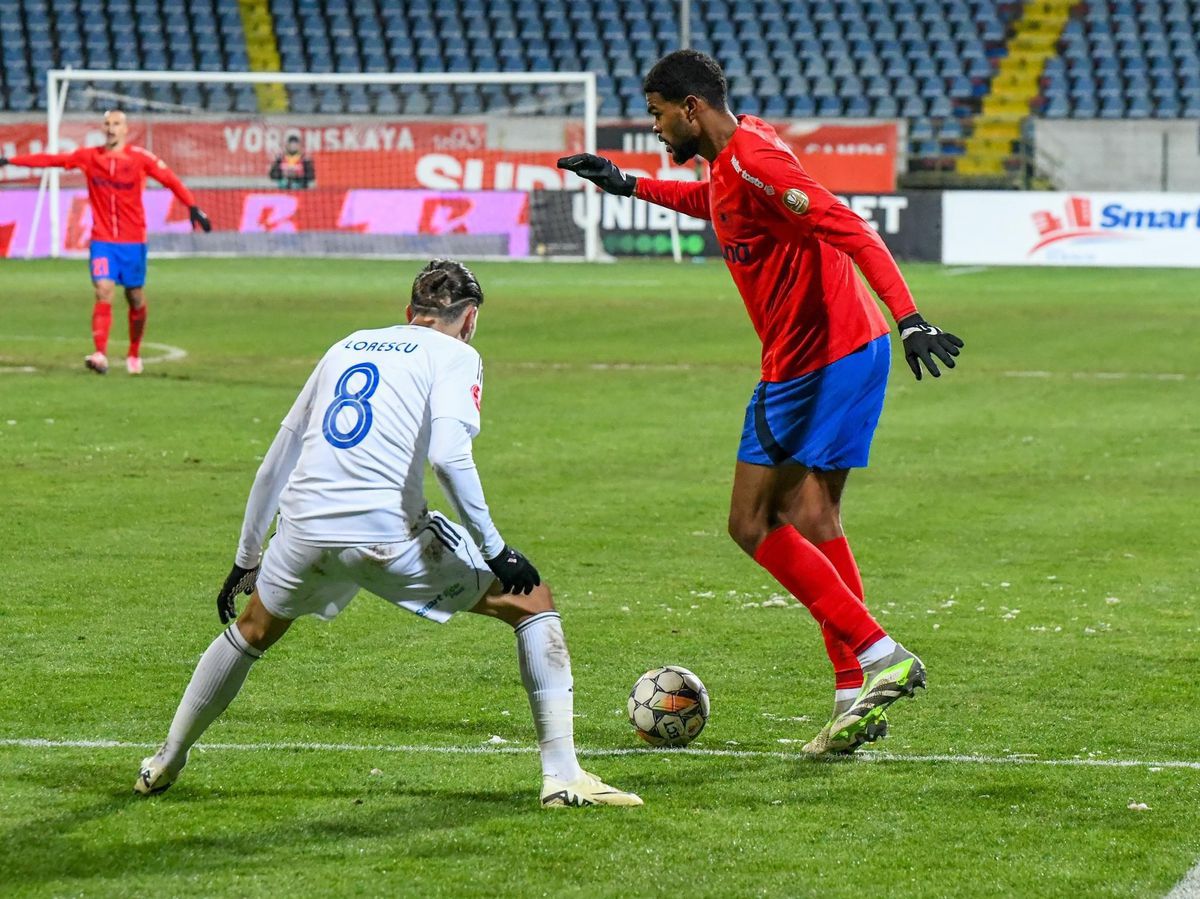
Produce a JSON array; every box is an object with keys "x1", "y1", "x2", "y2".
[
  {"x1": 133, "y1": 750, "x2": 186, "y2": 796},
  {"x1": 540, "y1": 770, "x2": 643, "y2": 808}
]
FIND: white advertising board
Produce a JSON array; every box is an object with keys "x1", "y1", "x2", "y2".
[{"x1": 943, "y1": 191, "x2": 1200, "y2": 267}]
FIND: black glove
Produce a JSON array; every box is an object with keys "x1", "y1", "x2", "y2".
[
  {"x1": 0, "y1": 157, "x2": 8, "y2": 166},
  {"x1": 189, "y1": 205, "x2": 212, "y2": 232},
  {"x1": 898, "y1": 313, "x2": 964, "y2": 381},
  {"x1": 557, "y1": 153, "x2": 637, "y2": 197},
  {"x1": 217, "y1": 563, "x2": 258, "y2": 624},
  {"x1": 486, "y1": 545, "x2": 541, "y2": 595}
]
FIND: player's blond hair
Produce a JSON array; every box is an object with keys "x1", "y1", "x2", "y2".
[{"x1": 410, "y1": 259, "x2": 484, "y2": 321}]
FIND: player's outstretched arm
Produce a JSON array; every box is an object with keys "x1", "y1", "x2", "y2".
[
  {"x1": 557, "y1": 153, "x2": 637, "y2": 195},
  {"x1": 138, "y1": 148, "x2": 212, "y2": 232},
  {"x1": 428, "y1": 417, "x2": 540, "y2": 595},
  {"x1": 1, "y1": 152, "x2": 78, "y2": 169},
  {"x1": 219, "y1": 423, "x2": 304, "y2": 621},
  {"x1": 559, "y1": 153, "x2": 712, "y2": 221}
]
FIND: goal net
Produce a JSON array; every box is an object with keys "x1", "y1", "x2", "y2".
[{"x1": 18, "y1": 69, "x2": 602, "y2": 260}]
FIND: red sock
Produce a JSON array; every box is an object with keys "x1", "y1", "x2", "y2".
[
  {"x1": 128, "y1": 305, "x2": 147, "y2": 358},
  {"x1": 817, "y1": 536, "x2": 866, "y2": 690},
  {"x1": 91, "y1": 302, "x2": 112, "y2": 354},
  {"x1": 753, "y1": 525, "x2": 885, "y2": 654}
]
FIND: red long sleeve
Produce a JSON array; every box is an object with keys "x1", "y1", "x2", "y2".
[
  {"x1": 634, "y1": 178, "x2": 712, "y2": 221},
  {"x1": 134, "y1": 147, "x2": 196, "y2": 208},
  {"x1": 808, "y1": 204, "x2": 917, "y2": 322},
  {"x1": 8, "y1": 151, "x2": 83, "y2": 169}
]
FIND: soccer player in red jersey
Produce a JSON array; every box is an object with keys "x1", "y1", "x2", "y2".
[
  {"x1": 559, "y1": 51, "x2": 963, "y2": 755},
  {"x1": 0, "y1": 109, "x2": 211, "y2": 375}
]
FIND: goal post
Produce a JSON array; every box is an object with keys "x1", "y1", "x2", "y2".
[{"x1": 36, "y1": 68, "x2": 601, "y2": 261}]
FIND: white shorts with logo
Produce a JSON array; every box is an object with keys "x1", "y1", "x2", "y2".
[{"x1": 257, "y1": 512, "x2": 494, "y2": 624}]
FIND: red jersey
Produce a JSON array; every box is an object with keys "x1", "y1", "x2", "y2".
[
  {"x1": 9, "y1": 145, "x2": 195, "y2": 244},
  {"x1": 635, "y1": 116, "x2": 917, "y2": 381}
]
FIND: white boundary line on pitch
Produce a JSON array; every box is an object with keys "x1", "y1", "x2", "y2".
[
  {"x1": 1169, "y1": 862, "x2": 1200, "y2": 899},
  {"x1": 0, "y1": 335, "x2": 187, "y2": 367},
  {"x1": 2, "y1": 737, "x2": 1199, "y2": 771},
  {"x1": 1003, "y1": 370, "x2": 1192, "y2": 382}
]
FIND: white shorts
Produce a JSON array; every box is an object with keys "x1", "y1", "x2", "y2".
[{"x1": 257, "y1": 512, "x2": 495, "y2": 624}]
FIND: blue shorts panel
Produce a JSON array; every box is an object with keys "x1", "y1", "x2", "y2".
[
  {"x1": 89, "y1": 241, "x2": 147, "y2": 288},
  {"x1": 738, "y1": 336, "x2": 891, "y2": 470}
]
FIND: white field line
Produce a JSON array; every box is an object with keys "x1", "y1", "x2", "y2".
[
  {"x1": 139, "y1": 341, "x2": 188, "y2": 365},
  {"x1": 1003, "y1": 370, "x2": 1191, "y2": 382},
  {"x1": 502, "y1": 361, "x2": 1197, "y2": 381},
  {"x1": 943, "y1": 266, "x2": 990, "y2": 276},
  {"x1": 1, "y1": 335, "x2": 187, "y2": 366},
  {"x1": 1169, "y1": 862, "x2": 1200, "y2": 899},
  {"x1": 1, "y1": 737, "x2": 1198, "y2": 771}
]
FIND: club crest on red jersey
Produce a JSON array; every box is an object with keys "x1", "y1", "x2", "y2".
[{"x1": 782, "y1": 188, "x2": 810, "y2": 215}]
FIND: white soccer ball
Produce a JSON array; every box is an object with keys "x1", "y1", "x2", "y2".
[{"x1": 627, "y1": 665, "x2": 710, "y2": 747}]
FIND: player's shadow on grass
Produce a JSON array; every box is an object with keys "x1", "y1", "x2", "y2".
[{"x1": 0, "y1": 762, "x2": 532, "y2": 885}]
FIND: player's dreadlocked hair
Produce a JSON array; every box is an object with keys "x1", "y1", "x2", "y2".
[
  {"x1": 410, "y1": 259, "x2": 484, "y2": 321},
  {"x1": 642, "y1": 50, "x2": 728, "y2": 109}
]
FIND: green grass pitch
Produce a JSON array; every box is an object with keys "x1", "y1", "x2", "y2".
[{"x1": 1, "y1": 257, "x2": 1198, "y2": 897}]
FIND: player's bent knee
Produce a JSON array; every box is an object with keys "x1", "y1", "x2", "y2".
[
  {"x1": 727, "y1": 514, "x2": 767, "y2": 557},
  {"x1": 235, "y1": 592, "x2": 292, "y2": 652},
  {"x1": 787, "y1": 509, "x2": 840, "y2": 546}
]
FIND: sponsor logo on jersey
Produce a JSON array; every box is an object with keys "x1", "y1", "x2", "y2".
[
  {"x1": 92, "y1": 177, "x2": 137, "y2": 190},
  {"x1": 782, "y1": 188, "x2": 810, "y2": 215},
  {"x1": 731, "y1": 155, "x2": 774, "y2": 195},
  {"x1": 721, "y1": 242, "x2": 752, "y2": 264}
]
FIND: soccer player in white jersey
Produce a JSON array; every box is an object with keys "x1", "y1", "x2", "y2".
[{"x1": 134, "y1": 259, "x2": 641, "y2": 808}]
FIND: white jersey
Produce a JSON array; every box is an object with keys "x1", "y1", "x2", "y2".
[{"x1": 276, "y1": 325, "x2": 483, "y2": 545}]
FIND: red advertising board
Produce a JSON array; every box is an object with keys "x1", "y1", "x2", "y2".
[{"x1": 0, "y1": 118, "x2": 897, "y2": 191}]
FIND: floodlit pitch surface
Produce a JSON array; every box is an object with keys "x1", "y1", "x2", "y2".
[{"x1": 1, "y1": 258, "x2": 1198, "y2": 898}]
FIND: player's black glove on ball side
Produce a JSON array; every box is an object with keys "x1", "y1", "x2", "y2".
[
  {"x1": 898, "y1": 313, "x2": 964, "y2": 380},
  {"x1": 486, "y1": 545, "x2": 541, "y2": 595},
  {"x1": 217, "y1": 563, "x2": 259, "y2": 624},
  {"x1": 189, "y1": 205, "x2": 212, "y2": 232},
  {"x1": 557, "y1": 154, "x2": 637, "y2": 197}
]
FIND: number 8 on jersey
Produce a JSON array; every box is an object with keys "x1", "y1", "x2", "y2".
[{"x1": 322, "y1": 362, "x2": 379, "y2": 449}]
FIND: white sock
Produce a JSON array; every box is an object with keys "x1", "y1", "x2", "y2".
[
  {"x1": 833, "y1": 687, "x2": 860, "y2": 717},
  {"x1": 855, "y1": 635, "x2": 897, "y2": 671},
  {"x1": 515, "y1": 611, "x2": 583, "y2": 782},
  {"x1": 159, "y1": 624, "x2": 263, "y2": 769}
]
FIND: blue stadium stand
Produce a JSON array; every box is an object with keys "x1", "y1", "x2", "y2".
[{"x1": 3, "y1": 0, "x2": 1198, "y2": 172}]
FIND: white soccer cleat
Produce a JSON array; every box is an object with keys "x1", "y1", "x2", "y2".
[
  {"x1": 133, "y1": 751, "x2": 186, "y2": 796},
  {"x1": 540, "y1": 770, "x2": 643, "y2": 808},
  {"x1": 125, "y1": 355, "x2": 143, "y2": 375},
  {"x1": 84, "y1": 351, "x2": 108, "y2": 374}
]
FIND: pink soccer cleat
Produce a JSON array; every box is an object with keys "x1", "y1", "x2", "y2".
[
  {"x1": 84, "y1": 351, "x2": 108, "y2": 374},
  {"x1": 126, "y1": 356, "x2": 144, "y2": 375}
]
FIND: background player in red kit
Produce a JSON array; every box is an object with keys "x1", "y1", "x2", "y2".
[
  {"x1": 559, "y1": 50, "x2": 963, "y2": 755},
  {"x1": 0, "y1": 109, "x2": 211, "y2": 375}
]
